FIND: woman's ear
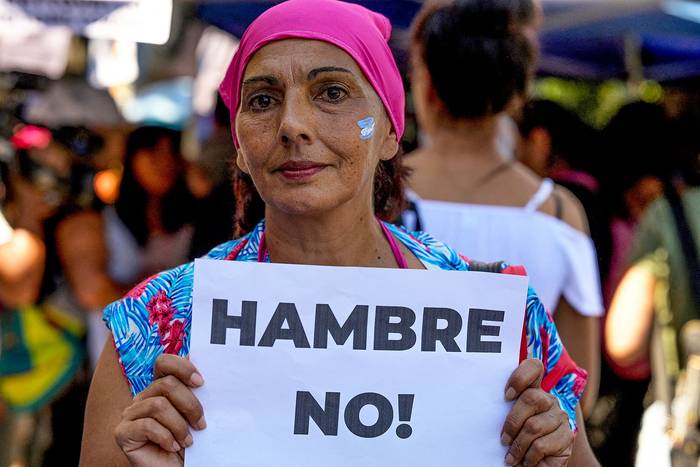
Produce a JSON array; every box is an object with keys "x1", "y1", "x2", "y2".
[{"x1": 379, "y1": 123, "x2": 400, "y2": 161}]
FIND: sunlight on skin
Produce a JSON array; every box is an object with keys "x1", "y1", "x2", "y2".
[{"x1": 606, "y1": 263, "x2": 657, "y2": 367}]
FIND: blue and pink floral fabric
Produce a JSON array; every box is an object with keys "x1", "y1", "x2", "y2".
[{"x1": 103, "y1": 219, "x2": 587, "y2": 430}]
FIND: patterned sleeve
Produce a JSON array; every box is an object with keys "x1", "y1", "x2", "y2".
[
  {"x1": 522, "y1": 287, "x2": 587, "y2": 431},
  {"x1": 103, "y1": 262, "x2": 194, "y2": 397}
]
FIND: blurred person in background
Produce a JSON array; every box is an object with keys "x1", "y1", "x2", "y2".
[
  {"x1": 0, "y1": 133, "x2": 46, "y2": 467},
  {"x1": 583, "y1": 102, "x2": 668, "y2": 467},
  {"x1": 0, "y1": 125, "x2": 97, "y2": 467},
  {"x1": 594, "y1": 106, "x2": 664, "y2": 465},
  {"x1": 496, "y1": 0, "x2": 542, "y2": 157},
  {"x1": 67, "y1": 126, "x2": 197, "y2": 365},
  {"x1": 599, "y1": 103, "x2": 667, "y2": 306},
  {"x1": 606, "y1": 113, "x2": 700, "y2": 467},
  {"x1": 537, "y1": 101, "x2": 667, "y2": 467},
  {"x1": 107, "y1": 126, "x2": 195, "y2": 283},
  {"x1": 186, "y1": 98, "x2": 235, "y2": 259},
  {"x1": 518, "y1": 100, "x2": 611, "y2": 285},
  {"x1": 52, "y1": 126, "x2": 198, "y2": 370},
  {"x1": 403, "y1": 0, "x2": 603, "y2": 415}
]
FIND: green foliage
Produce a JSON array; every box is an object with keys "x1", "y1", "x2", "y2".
[{"x1": 533, "y1": 77, "x2": 664, "y2": 128}]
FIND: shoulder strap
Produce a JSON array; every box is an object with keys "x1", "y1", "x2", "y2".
[
  {"x1": 401, "y1": 189, "x2": 423, "y2": 231},
  {"x1": 467, "y1": 260, "x2": 508, "y2": 273},
  {"x1": 524, "y1": 179, "x2": 555, "y2": 212},
  {"x1": 403, "y1": 200, "x2": 423, "y2": 231},
  {"x1": 665, "y1": 184, "x2": 700, "y2": 311},
  {"x1": 467, "y1": 260, "x2": 527, "y2": 277},
  {"x1": 553, "y1": 191, "x2": 564, "y2": 220}
]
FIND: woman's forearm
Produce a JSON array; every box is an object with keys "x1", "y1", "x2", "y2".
[
  {"x1": 568, "y1": 406, "x2": 601, "y2": 467},
  {"x1": 605, "y1": 263, "x2": 656, "y2": 368}
]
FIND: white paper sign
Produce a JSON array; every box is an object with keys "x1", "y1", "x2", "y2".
[
  {"x1": 188, "y1": 259, "x2": 528, "y2": 467},
  {"x1": 0, "y1": 0, "x2": 172, "y2": 44}
]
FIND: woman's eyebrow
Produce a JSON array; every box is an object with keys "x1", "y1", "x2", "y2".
[
  {"x1": 307, "y1": 66, "x2": 353, "y2": 80},
  {"x1": 242, "y1": 75, "x2": 279, "y2": 86}
]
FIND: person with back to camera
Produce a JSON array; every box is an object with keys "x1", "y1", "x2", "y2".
[
  {"x1": 403, "y1": 0, "x2": 603, "y2": 417},
  {"x1": 80, "y1": 1, "x2": 599, "y2": 465},
  {"x1": 606, "y1": 115, "x2": 700, "y2": 467}
]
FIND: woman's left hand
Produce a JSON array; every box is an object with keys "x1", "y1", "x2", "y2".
[{"x1": 501, "y1": 359, "x2": 574, "y2": 467}]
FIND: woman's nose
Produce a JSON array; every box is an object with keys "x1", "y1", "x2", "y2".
[{"x1": 277, "y1": 91, "x2": 313, "y2": 147}]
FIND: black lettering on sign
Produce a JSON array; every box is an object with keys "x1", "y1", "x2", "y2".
[
  {"x1": 258, "y1": 303, "x2": 311, "y2": 348},
  {"x1": 395, "y1": 394, "x2": 414, "y2": 439},
  {"x1": 313, "y1": 304, "x2": 368, "y2": 350},
  {"x1": 421, "y1": 307, "x2": 462, "y2": 352},
  {"x1": 466, "y1": 308, "x2": 504, "y2": 353},
  {"x1": 209, "y1": 301, "x2": 509, "y2": 354},
  {"x1": 373, "y1": 306, "x2": 416, "y2": 351},
  {"x1": 210, "y1": 299, "x2": 257, "y2": 346},
  {"x1": 293, "y1": 391, "x2": 340, "y2": 436},
  {"x1": 344, "y1": 392, "x2": 394, "y2": 438},
  {"x1": 294, "y1": 392, "x2": 415, "y2": 438}
]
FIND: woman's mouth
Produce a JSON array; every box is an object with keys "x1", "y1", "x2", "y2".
[{"x1": 276, "y1": 160, "x2": 328, "y2": 180}]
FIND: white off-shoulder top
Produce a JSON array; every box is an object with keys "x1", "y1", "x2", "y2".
[{"x1": 403, "y1": 179, "x2": 604, "y2": 317}]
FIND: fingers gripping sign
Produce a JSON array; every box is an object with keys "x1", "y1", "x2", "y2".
[
  {"x1": 501, "y1": 359, "x2": 574, "y2": 467},
  {"x1": 114, "y1": 354, "x2": 207, "y2": 466}
]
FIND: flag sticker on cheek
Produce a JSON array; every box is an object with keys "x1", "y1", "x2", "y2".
[{"x1": 357, "y1": 117, "x2": 376, "y2": 140}]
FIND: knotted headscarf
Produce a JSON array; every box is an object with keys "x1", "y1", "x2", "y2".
[{"x1": 219, "y1": 0, "x2": 405, "y2": 147}]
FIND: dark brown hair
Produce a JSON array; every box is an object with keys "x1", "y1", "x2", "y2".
[
  {"x1": 232, "y1": 148, "x2": 409, "y2": 237},
  {"x1": 411, "y1": 0, "x2": 534, "y2": 119}
]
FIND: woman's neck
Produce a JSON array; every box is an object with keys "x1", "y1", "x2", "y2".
[
  {"x1": 264, "y1": 203, "x2": 394, "y2": 268},
  {"x1": 408, "y1": 115, "x2": 513, "y2": 202},
  {"x1": 424, "y1": 114, "x2": 505, "y2": 164}
]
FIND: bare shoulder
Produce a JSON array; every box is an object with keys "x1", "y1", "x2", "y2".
[
  {"x1": 511, "y1": 164, "x2": 589, "y2": 234},
  {"x1": 550, "y1": 185, "x2": 589, "y2": 234}
]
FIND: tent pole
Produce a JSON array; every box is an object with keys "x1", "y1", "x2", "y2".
[{"x1": 624, "y1": 32, "x2": 644, "y2": 87}]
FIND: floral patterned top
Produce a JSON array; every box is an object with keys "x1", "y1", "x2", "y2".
[{"x1": 104, "y1": 219, "x2": 587, "y2": 430}]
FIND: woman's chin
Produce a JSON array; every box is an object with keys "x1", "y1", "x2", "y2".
[{"x1": 266, "y1": 190, "x2": 352, "y2": 220}]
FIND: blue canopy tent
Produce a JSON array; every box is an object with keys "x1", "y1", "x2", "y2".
[
  {"x1": 540, "y1": 0, "x2": 700, "y2": 81},
  {"x1": 197, "y1": 0, "x2": 423, "y2": 38},
  {"x1": 196, "y1": 0, "x2": 700, "y2": 81},
  {"x1": 196, "y1": 0, "x2": 424, "y2": 70}
]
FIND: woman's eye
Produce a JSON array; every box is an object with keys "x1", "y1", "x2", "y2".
[
  {"x1": 249, "y1": 94, "x2": 274, "y2": 111},
  {"x1": 320, "y1": 86, "x2": 347, "y2": 103}
]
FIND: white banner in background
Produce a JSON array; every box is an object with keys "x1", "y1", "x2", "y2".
[
  {"x1": 187, "y1": 259, "x2": 528, "y2": 467},
  {"x1": 0, "y1": 0, "x2": 172, "y2": 44},
  {"x1": 0, "y1": 26, "x2": 71, "y2": 78}
]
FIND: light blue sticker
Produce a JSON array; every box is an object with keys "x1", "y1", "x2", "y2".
[{"x1": 357, "y1": 117, "x2": 375, "y2": 140}]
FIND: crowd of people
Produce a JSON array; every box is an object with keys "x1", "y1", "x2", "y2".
[
  {"x1": 0, "y1": 0, "x2": 699, "y2": 466},
  {"x1": 0, "y1": 109, "x2": 236, "y2": 465}
]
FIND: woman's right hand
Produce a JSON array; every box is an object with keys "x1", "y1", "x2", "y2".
[{"x1": 114, "y1": 354, "x2": 206, "y2": 466}]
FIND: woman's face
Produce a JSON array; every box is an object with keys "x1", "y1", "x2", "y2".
[
  {"x1": 235, "y1": 39, "x2": 398, "y2": 219},
  {"x1": 132, "y1": 137, "x2": 180, "y2": 197}
]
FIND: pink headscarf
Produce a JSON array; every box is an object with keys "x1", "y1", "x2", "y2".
[{"x1": 219, "y1": 0, "x2": 405, "y2": 147}]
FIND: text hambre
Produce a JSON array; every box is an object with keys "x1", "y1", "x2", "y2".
[{"x1": 209, "y1": 300, "x2": 505, "y2": 353}]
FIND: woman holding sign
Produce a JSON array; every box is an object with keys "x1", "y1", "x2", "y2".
[
  {"x1": 401, "y1": 0, "x2": 602, "y2": 417},
  {"x1": 81, "y1": 1, "x2": 598, "y2": 466}
]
